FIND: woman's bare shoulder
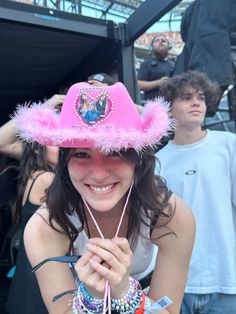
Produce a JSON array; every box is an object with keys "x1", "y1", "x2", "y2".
[
  {"x1": 152, "y1": 193, "x2": 196, "y2": 246},
  {"x1": 26, "y1": 171, "x2": 54, "y2": 205},
  {"x1": 24, "y1": 205, "x2": 70, "y2": 266},
  {"x1": 32, "y1": 171, "x2": 54, "y2": 187},
  {"x1": 169, "y1": 193, "x2": 195, "y2": 229},
  {"x1": 25, "y1": 204, "x2": 67, "y2": 241}
]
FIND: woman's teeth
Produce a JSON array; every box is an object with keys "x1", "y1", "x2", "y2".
[{"x1": 89, "y1": 184, "x2": 115, "y2": 193}]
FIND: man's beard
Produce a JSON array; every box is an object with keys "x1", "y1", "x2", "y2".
[{"x1": 153, "y1": 48, "x2": 168, "y2": 60}]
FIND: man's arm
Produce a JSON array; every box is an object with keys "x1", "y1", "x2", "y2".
[
  {"x1": 231, "y1": 135, "x2": 236, "y2": 209},
  {"x1": 138, "y1": 77, "x2": 170, "y2": 92}
]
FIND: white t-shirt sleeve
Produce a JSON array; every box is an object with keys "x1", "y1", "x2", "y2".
[{"x1": 231, "y1": 135, "x2": 236, "y2": 210}]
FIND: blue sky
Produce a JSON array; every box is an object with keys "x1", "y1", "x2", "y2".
[{"x1": 82, "y1": 7, "x2": 181, "y2": 34}]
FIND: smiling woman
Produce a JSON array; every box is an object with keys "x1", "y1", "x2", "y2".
[{"x1": 14, "y1": 82, "x2": 195, "y2": 314}]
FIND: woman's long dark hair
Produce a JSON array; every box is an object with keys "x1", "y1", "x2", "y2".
[
  {"x1": 47, "y1": 148, "x2": 173, "y2": 253},
  {"x1": 13, "y1": 142, "x2": 54, "y2": 224}
]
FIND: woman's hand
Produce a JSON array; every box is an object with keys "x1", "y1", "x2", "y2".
[
  {"x1": 75, "y1": 249, "x2": 106, "y2": 298},
  {"x1": 75, "y1": 237, "x2": 133, "y2": 299},
  {"x1": 43, "y1": 94, "x2": 65, "y2": 112}
]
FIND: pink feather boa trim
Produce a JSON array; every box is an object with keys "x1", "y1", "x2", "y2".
[{"x1": 14, "y1": 99, "x2": 175, "y2": 153}]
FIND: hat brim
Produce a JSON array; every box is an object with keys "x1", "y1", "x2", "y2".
[{"x1": 15, "y1": 99, "x2": 174, "y2": 153}]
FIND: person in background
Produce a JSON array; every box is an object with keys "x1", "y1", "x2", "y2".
[
  {"x1": 138, "y1": 34, "x2": 175, "y2": 101},
  {"x1": 88, "y1": 72, "x2": 144, "y2": 114},
  {"x1": 0, "y1": 94, "x2": 65, "y2": 161},
  {"x1": 0, "y1": 94, "x2": 64, "y2": 314},
  {"x1": 156, "y1": 71, "x2": 236, "y2": 314},
  {"x1": 15, "y1": 81, "x2": 195, "y2": 314},
  {"x1": 0, "y1": 154, "x2": 18, "y2": 252},
  {"x1": 5, "y1": 141, "x2": 57, "y2": 314},
  {"x1": 87, "y1": 72, "x2": 116, "y2": 86}
]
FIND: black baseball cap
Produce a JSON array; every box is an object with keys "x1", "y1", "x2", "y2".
[{"x1": 87, "y1": 73, "x2": 116, "y2": 86}]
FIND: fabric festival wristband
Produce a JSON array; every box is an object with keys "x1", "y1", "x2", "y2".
[{"x1": 144, "y1": 295, "x2": 173, "y2": 313}]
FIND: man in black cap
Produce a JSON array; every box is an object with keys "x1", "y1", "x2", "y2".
[{"x1": 87, "y1": 73, "x2": 116, "y2": 86}]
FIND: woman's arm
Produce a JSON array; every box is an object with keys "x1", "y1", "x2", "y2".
[
  {"x1": 150, "y1": 194, "x2": 195, "y2": 314},
  {"x1": 24, "y1": 208, "x2": 77, "y2": 314},
  {"x1": 43, "y1": 94, "x2": 65, "y2": 112},
  {"x1": 0, "y1": 94, "x2": 65, "y2": 160},
  {"x1": 0, "y1": 119, "x2": 23, "y2": 159}
]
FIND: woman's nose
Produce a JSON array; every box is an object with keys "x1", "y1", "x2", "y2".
[{"x1": 89, "y1": 157, "x2": 110, "y2": 181}]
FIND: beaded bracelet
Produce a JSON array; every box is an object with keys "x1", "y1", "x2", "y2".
[
  {"x1": 72, "y1": 282, "x2": 104, "y2": 314},
  {"x1": 72, "y1": 291, "x2": 103, "y2": 314},
  {"x1": 72, "y1": 277, "x2": 145, "y2": 314},
  {"x1": 143, "y1": 295, "x2": 152, "y2": 313},
  {"x1": 111, "y1": 276, "x2": 143, "y2": 313},
  {"x1": 134, "y1": 292, "x2": 146, "y2": 314},
  {"x1": 79, "y1": 282, "x2": 104, "y2": 313}
]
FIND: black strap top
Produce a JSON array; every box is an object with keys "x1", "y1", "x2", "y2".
[{"x1": 20, "y1": 172, "x2": 45, "y2": 228}]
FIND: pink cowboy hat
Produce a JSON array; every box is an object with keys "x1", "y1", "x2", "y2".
[{"x1": 15, "y1": 82, "x2": 174, "y2": 152}]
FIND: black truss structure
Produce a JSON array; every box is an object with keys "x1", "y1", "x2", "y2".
[{"x1": 0, "y1": 0, "x2": 180, "y2": 125}]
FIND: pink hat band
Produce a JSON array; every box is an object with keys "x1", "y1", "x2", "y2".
[{"x1": 15, "y1": 82, "x2": 173, "y2": 152}]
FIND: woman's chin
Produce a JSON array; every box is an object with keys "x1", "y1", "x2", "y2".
[{"x1": 86, "y1": 199, "x2": 119, "y2": 213}]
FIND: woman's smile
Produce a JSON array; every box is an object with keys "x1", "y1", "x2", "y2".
[{"x1": 87, "y1": 183, "x2": 117, "y2": 194}]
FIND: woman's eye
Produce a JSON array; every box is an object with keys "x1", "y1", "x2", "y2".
[{"x1": 73, "y1": 152, "x2": 90, "y2": 158}]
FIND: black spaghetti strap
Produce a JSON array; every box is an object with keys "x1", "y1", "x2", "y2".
[
  {"x1": 25, "y1": 171, "x2": 46, "y2": 201},
  {"x1": 32, "y1": 255, "x2": 80, "y2": 272},
  {"x1": 52, "y1": 289, "x2": 77, "y2": 302},
  {"x1": 32, "y1": 255, "x2": 81, "y2": 302}
]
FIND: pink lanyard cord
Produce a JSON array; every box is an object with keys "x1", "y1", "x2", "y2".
[{"x1": 82, "y1": 181, "x2": 134, "y2": 314}]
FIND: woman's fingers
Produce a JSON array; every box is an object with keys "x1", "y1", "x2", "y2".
[
  {"x1": 86, "y1": 238, "x2": 132, "y2": 286},
  {"x1": 88, "y1": 257, "x2": 130, "y2": 299},
  {"x1": 88, "y1": 237, "x2": 132, "y2": 267},
  {"x1": 75, "y1": 250, "x2": 107, "y2": 296},
  {"x1": 84, "y1": 265, "x2": 106, "y2": 296},
  {"x1": 75, "y1": 250, "x2": 102, "y2": 281},
  {"x1": 86, "y1": 242, "x2": 127, "y2": 275},
  {"x1": 112, "y1": 237, "x2": 133, "y2": 255}
]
